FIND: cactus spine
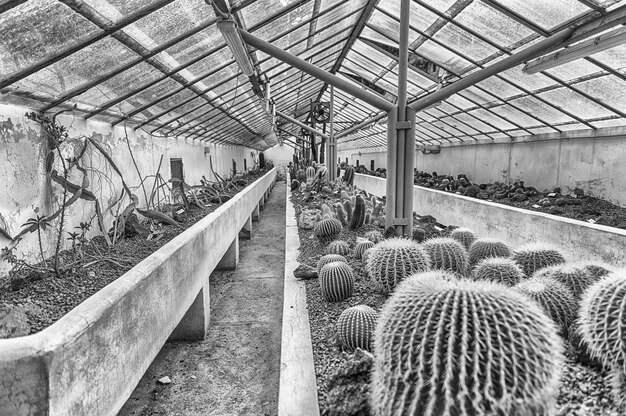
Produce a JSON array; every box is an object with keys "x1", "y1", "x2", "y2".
[
  {"x1": 313, "y1": 218, "x2": 342, "y2": 243},
  {"x1": 336, "y1": 305, "x2": 378, "y2": 351},
  {"x1": 473, "y1": 257, "x2": 525, "y2": 286},
  {"x1": 319, "y1": 262, "x2": 354, "y2": 302},
  {"x1": 468, "y1": 238, "x2": 511, "y2": 266},
  {"x1": 317, "y1": 254, "x2": 347, "y2": 275},
  {"x1": 354, "y1": 240, "x2": 374, "y2": 260},
  {"x1": 422, "y1": 237, "x2": 469, "y2": 275},
  {"x1": 449, "y1": 227, "x2": 477, "y2": 250},
  {"x1": 512, "y1": 243, "x2": 566, "y2": 276},
  {"x1": 514, "y1": 276, "x2": 577, "y2": 333},
  {"x1": 349, "y1": 195, "x2": 366, "y2": 229},
  {"x1": 371, "y1": 273, "x2": 563, "y2": 416},
  {"x1": 327, "y1": 240, "x2": 351, "y2": 256}
]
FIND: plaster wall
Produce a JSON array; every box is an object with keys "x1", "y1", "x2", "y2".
[{"x1": 0, "y1": 103, "x2": 257, "y2": 275}]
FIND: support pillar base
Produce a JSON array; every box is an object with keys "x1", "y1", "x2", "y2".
[
  {"x1": 169, "y1": 285, "x2": 210, "y2": 341},
  {"x1": 216, "y1": 237, "x2": 239, "y2": 270}
]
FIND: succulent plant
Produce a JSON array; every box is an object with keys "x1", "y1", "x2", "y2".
[
  {"x1": 321, "y1": 203, "x2": 333, "y2": 219},
  {"x1": 449, "y1": 227, "x2": 477, "y2": 250},
  {"x1": 371, "y1": 273, "x2": 564, "y2": 416},
  {"x1": 473, "y1": 257, "x2": 525, "y2": 286},
  {"x1": 512, "y1": 243, "x2": 566, "y2": 276},
  {"x1": 296, "y1": 169, "x2": 306, "y2": 182},
  {"x1": 319, "y1": 261, "x2": 354, "y2": 302},
  {"x1": 580, "y1": 263, "x2": 613, "y2": 281},
  {"x1": 343, "y1": 165, "x2": 355, "y2": 186},
  {"x1": 422, "y1": 237, "x2": 469, "y2": 275},
  {"x1": 334, "y1": 203, "x2": 348, "y2": 226},
  {"x1": 364, "y1": 230, "x2": 383, "y2": 244},
  {"x1": 290, "y1": 179, "x2": 300, "y2": 191},
  {"x1": 344, "y1": 199, "x2": 353, "y2": 224},
  {"x1": 336, "y1": 305, "x2": 378, "y2": 351},
  {"x1": 364, "y1": 209, "x2": 371, "y2": 225},
  {"x1": 327, "y1": 240, "x2": 351, "y2": 256},
  {"x1": 534, "y1": 264, "x2": 604, "y2": 300},
  {"x1": 514, "y1": 276, "x2": 577, "y2": 333},
  {"x1": 468, "y1": 238, "x2": 511, "y2": 266},
  {"x1": 349, "y1": 195, "x2": 366, "y2": 229},
  {"x1": 372, "y1": 201, "x2": 384, "y2": 218},
  {"x1": 317, "y1": 254, "x2": 348, "y2": 275},
  {"x1": 362, "y1": 248, "x2": 373, "y2": 266},
  {"x1": 306, "y1": 166, "x2": 316, "y2": 182},
  {"x1": 313, "y1": 218, "x2": 342, "y2": 243},
  {"x1": 365, "y1": 238, "x2": 430, "y2": 294},
  {"x1": 354, "y1": 240, "x2": 374, "y2": 260},
  {"x1": 340, "y1": 190, "x2": 350, "y2": 200}
]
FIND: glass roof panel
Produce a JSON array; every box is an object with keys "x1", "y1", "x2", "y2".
[
  {"x1": 507, "y1": 96, "x2": 575, "y2": 125},
  {"x1": 573, "y1": 76, "x2": 626, "y2": 111},
  {"x1": 415, "y1": 39, "x2": 475, "y2": 73},
  {"x1": 495, "y1": 0, "x2": 590, "y2": 31},
  {"x1": 378, "y1": 0, "x2": 440, "y2": 32},
  {"x1": 475, "y1": 76, "x2": 523, "y2": 100},
  {"x1": 159, "y1": 26, "x2": 223, "y2": 66},
  {"x1": 500, "y1": 64, "x2": 559, "y2": 91},
  {"x1": 242, "y1": 0, "x2": 306, "y2": 29},
  {"x1": 468, "y1": 108, "x2": 518, "y2": 131},
  {"x1": 590, "y1": 43, "x2": 626, "y2": 73},
  {"x1": 538, "y1": 87, "x2": 618, "y2": 119},
  {"x1": 93, "y1": 0, "x2": 157, "y2": 16},
  {"x1": 432, "y1": 23, "x2": 500, "y2": 64},
  {"x1": 543, "y1": 59, "x2": 604, "y2": 82},
  {"x1": 489, "y1": 104, "x2": 546, "y2": 127}
]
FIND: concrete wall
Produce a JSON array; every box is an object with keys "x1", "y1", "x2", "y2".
[
  {"x1": 0, "y1": 103, "x2": 258, "y2": 275},
  {"x1": 0, "y1": 169, "x2": 277, "y2": 416},
  {"x1": 338, "y1": 133, "x2": 626, "y2": 206},
  {"x1": 354, "y1": 173, "x2": 626, "y2": 268}
]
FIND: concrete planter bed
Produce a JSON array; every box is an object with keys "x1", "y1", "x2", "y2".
[{"x1": 0, "y1": 168, "x2": 277, "y2": 416}]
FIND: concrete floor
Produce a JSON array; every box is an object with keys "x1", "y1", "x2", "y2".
[{"x1": 119, "y1": 182, "x2": 286, "y2": 416}]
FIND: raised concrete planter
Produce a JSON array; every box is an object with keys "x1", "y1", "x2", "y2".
[
  {"x1": 0, "y1": 168, "x2": 277, "y2": 416},
  {"x1": 354, "y1": 173, "x2": 626, "y2": 267},
  {"x1": 278, "y1": 178, "x2": 320, "y2": 416}
]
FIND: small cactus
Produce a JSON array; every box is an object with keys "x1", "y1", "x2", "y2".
[
  {"x1": 344, "y1": 200, "x2": 353, "y2": 224},
  {"x1": 371, "y1": 272, "x2": 564, "y2": 416},
  {"x1": 317, "y1": 254, "x2": 347, "y2": 275},
  {"x1": 354, "y1": 240, "x2": 374, "y2": 260},
  {"x1": 473, "y1": 257, "x2": 525, "y2": 286},
  {"x1": 343, "y1": 165, "x2": 355, "y2": 186},
  {"x1": 514, "y1": 276, "x2": 577, "y2": 333},
  {"x1": 468, "y1": 238, "x2": 511, "y2": 266},
  {"x1": 366, "y1": 238, "x2": 430, "y2": 294},
  {"x1": 349, "y1": 195, "x2": 366, "y2": 229},
  {"x1": 534, "y1": 264, "x2": 604, "y2": 300},
  {"x1": 319, "y1": 261, "x2": 354, "y2": 302},
  {"x1": 364, "y1": 230, "x2": 383, "y2": 244},
  {"x1": 362, "y1": 248, "x2": 373, "y2": 266},
  {"x1": 321, "y1": 203, "x2": 333, "y2": 219},
  {"x1": 336, "y1": 305, "x2": 378, "y2": 351},
  {"x1": 313, "y1": 218, "x2": 342, "y2": 243},
  {"x1": 327, "y1": 240, "x2": 350, "y2": 256},
  {"x1": 306, "y1": 166, "x2": 316, "y2": 182},
  {"x1": 449, "y1": 227, "x2": 477, "y2": 250},
  {"x1": 512, "y1": 243, "x2": 566, "y2": 276},
  {"x1": 335, "y1": 203, "x2": 348, "y2": 226},
  {"x1": 422, "y1": 237, "x2": 469, "y2": 275}
]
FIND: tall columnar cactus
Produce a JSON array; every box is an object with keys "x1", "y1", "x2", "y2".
[
  {"x1": 334, "y1": 203, "x2": 348, "y2": 226},
  {"x1": 534, "y1": 264, "x2": 603, "y2": 300},
  {"x1": 473, "y1": 257, "x2": 525, "y2": 286},
  {"x1": 319, "y1": 261, "x2": 355, "y2": 302},
  {"x1": 336, "y1": 305, "x2": 378, "y2": 351},
  {"x1": 296, "y1": 169, "x2": 306, "y2": 182},
  {"x1": 349, "y1": 195, "x2": 366, "y2": 229},
  {"x1": 327, "y1": 240, "x2": 351, "y2": 256},
  {"x1": 313, "y1": 218, "x2": 342, "y2": 243},
  {"x1": 579, "y1": 273, "x2": 626, "y2": 407},
  {"x1": 512, "y1": 243, "x2": 566, "y2": 276},
  {"x1": 354, "y1": 240, "x2": 374, "y2": 260},
  {"x1": 306, "y1": 166, "x2": 316, "y2": 182},
  {"x1": 365, "y1": 230, "x2": 383, "y2": 244},
  {"x1": 514, "y1": 276, "x2": 577, "y2": 333},
  {"x1": 371, "y1": 273, "x2": 564, "y2": 416},
  {"x1": 422, "y1": 237, "x2": 469, "y2": 275},
  {"x1": 344, "y1": 199, "x2": 353, "y2": 224},
  {"x1": 343, "y1": 165, "x2": 355, "y2": 186},
  {"x1": 449, "y1": 227, "x2": 477, "y2": 250},
  {"x1": 365, "y1": 238, "x2": 430, "y2": 294},
  {"x1": 468, "y1": 238, "x2": 511, "y2": 266},
  {"x1": 317, "y1": 254, "x2": 347, "y2": 275}
]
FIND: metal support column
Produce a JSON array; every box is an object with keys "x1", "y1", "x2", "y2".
[{"x1": 327, "y1": 86, "x2": 337, "y2": 183}]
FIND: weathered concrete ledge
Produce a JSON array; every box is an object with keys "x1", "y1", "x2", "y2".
[
  {"x1": 354, "y1": 173, "x2": 626, "y2": 267},
  {"x1": 0, "y1": 168, "x2": 277, "y2": 416},
  {"x1": 278, "y1": 177, "x2": 320, "y2": 416}
]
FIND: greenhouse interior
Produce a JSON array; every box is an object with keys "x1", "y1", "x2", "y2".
[{"x1": 1, "y1": 0, "x2": 626, "y2": 415}]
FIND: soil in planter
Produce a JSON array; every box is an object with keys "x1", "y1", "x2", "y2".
[
  {"x1": 0, "y1": 170, "x2": 268, "y2": 339},
  {"x1": 291, "y1": 187, "x2": 621, "y2": 416}
]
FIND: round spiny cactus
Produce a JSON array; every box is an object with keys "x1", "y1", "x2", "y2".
[
  {"x1": 336, "y1": 305, "x2": 378, "y2": 351},
  {"x1": 319, "y1": 261, "x2": 354, "y2": 302},
  {"x1": 580, "y1": 262, "x2": 613, "y2": 281},
  {"x1": 422, "y1": 237, "x2": 469, "y2": 275},
  {"x1": 469, "y1": 238, "x2": 511, "y2": 266},
  {"x1": 313, "y1": 218, "x2": 342, "y2": 243},
  {"x1": 306, "y1": 166, "x2": 316, "y2": 182},
  {"x1": 317, "y1": 254, "x2": 347, "y2": 275},
  {"x1": 512, "y1": 243, "x2": 566, "y2": 277},
  {"x1": 327, "y1": 240, "x2": 350, "y2": 256},
  {"x1": 514, "y1": 276, "x2": 577, "y2": 333},
  {"x1": 366, "y1": 238, "x2": 430, "y2": 294},
  {"x1": 534, "y1": 264, "x2": 603, "y2": 300},
  {"x1": 364, "y1": 230, "x2": 383, "y2": 244},
  {"x1": 354, "y1": 240, "x2": 374, "y2": 260},
  {"x1": 371, "y1": 273, "x2": 564, "y2": 416},
  {"x1": 449, "y1": 227, "x2": 477, "y2": 250},
  {"x1": 473, "y1": 257, "x2": 525, "y2": 286},
  {"x1": 362, "y1": 248, "x2": 373, "y2": 266}
]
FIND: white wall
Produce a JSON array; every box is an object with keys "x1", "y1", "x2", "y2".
[{"x1": 0, "y1": 103, "x2": 256, "y2": 274}]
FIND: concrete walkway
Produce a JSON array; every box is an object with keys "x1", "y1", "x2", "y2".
[{"x1": 119, "y1": 181, "x2": 286, "y2": 416}]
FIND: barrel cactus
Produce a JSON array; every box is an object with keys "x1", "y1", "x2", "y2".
[
  {"x1": 317, "y1": 254, "x2": 347, "y2": 275},
  {"x1": 371, "y1": 273, "x2": 564, "y2": 416},
  {"x1": 354, "y1": 240, "x2": 374, "y2": 260},
  {"x1": 364, "y1": 230, "x2": 383, "y2": 244},
  {"x1": 449, "y1": 227, "x2": 477, "y2": 250},
  {"x1": 422, "y1": 237, "x2": 469, "y2": 275},
  {"x1": 512, "y1": 243, "x2": 566, "y2": 276},
  {"x1": 468, "y1": 238, "x2": 511, "y2": 266},
  {"x1": 327, "y1": 240, "x2": 350, "y2": 256},
  {"x1": 534, "y1": 264, "x2": 604, "y2": 300},
  {"x1": 473, "y1": 257, "x2": 525, "y2": 286},
  {"x1": 336, "y1": 305, "x2": 378, "y2": 351},
  {"x1": 365, "y1": 238, "x2": 430, "y2": 294},
  {"x1": 319, "y1": 261, "x2": 355, "y2": 302},
  {"x1": 581, "y1": 263, "x2": 612, "y2": 280},
  {"x1": 313, "y1": 218, "x2": 342, "y2": 243},
  {"x1": 514, "y1": 276, "x2": 577, "y2": 333}
]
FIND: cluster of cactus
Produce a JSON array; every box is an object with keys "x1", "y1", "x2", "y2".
[
  {"x1": 327, "y1": 240, "x2": 350, "y2": 255},
  {"x1": 473, "y1": 257, "x2": 525, "y2": 286},
  {"x1": 534, "y1": 264, "x2": 603, "y2": 300},
  {"x1": 514, "y1": 276, "x2": 577, "y2": 333},
  {"x1": 422, "y1": 237, "x2": 469, "y2": 275},
  {"x1": 468, "y1": 238, "x2": 511, "y2": 266},
  {"x1": 317, "y1": 254, "x2": 347, "y2": 275},
  {"x1": 313, "y1": 218, "x2": 342, "y2": 243},
  {"x1": 354, "y1": 240, "x2": 374, "y2": 260},
  {"x1": 336, "y1": 305, "x2": 378, "y2": 351},
  {"x1": 449, "y1": 227, "x2": 477, "y2": 250},
  {"x1": 319, "y1": 261, "x2": 355, "y2": 302},
  {"x1": 365, "y1": 238, "x2": 430, "y2": 294},
  {"x1": 364, "y1": 230, "x2": 383, "y2": 244},
  {"x1": 512, "y1": 243, "x2": 566, "y2": 276},
  {"x1": 371, "y1": 272, "x2": 564, "y2": 416}
]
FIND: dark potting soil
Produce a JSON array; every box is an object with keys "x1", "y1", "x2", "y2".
[
  {"x1": 291, "y1": 187, "x2": 621, "y2": 416},
  {"x1": 0, "y1": 171, "x2": 267, "y2": 339}
]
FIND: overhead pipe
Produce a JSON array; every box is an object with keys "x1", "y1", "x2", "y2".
[
  {"x1": 335, "y1": 112, "x2": 387, "y2": 139},
  {"x1": 276, "y1": 110, "x2": 330, "y2": 140}
]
